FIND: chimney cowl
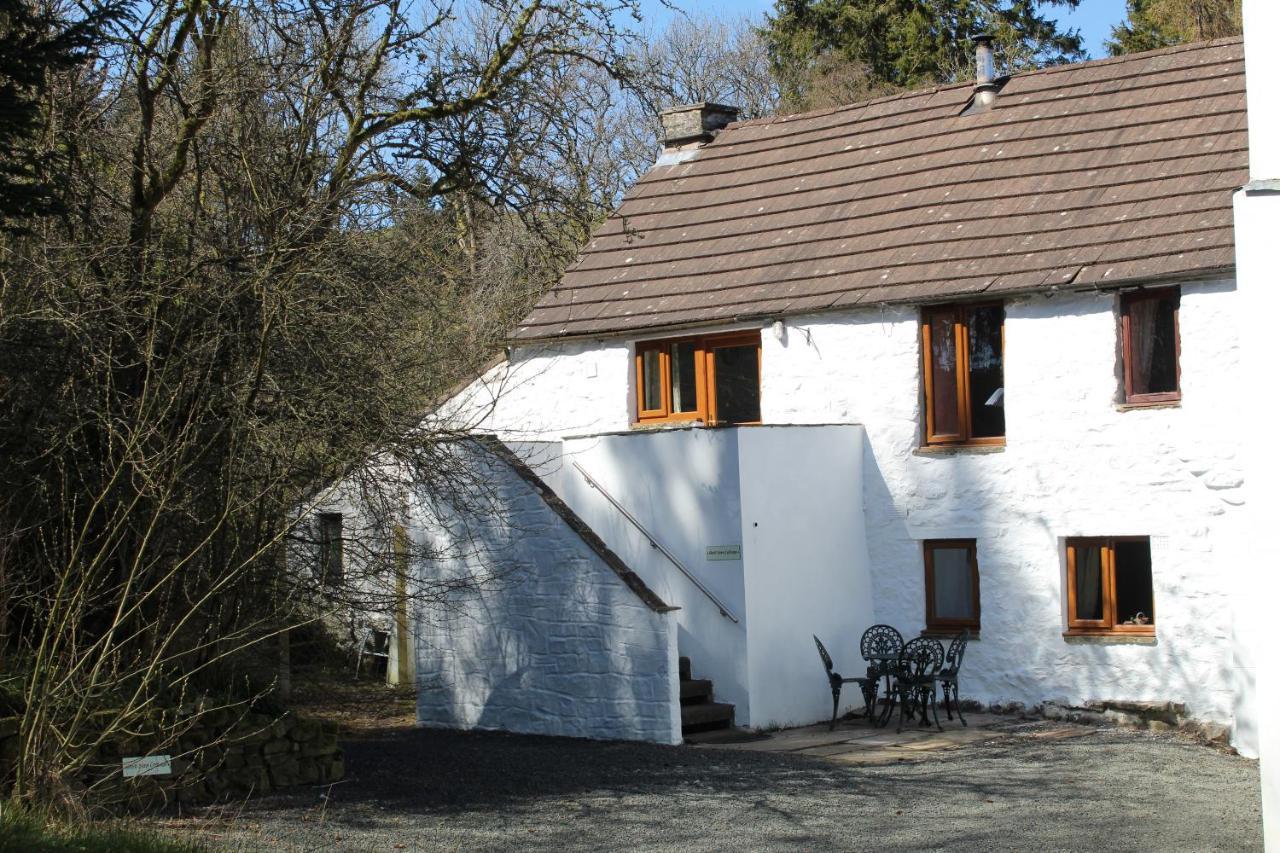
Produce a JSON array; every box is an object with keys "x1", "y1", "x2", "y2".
[
  {"x1": 659, "y1": 102, "x2": 740, "y2": 149},
  {"x1": 970, "y1": 34, "x2": 1000, "y2": 111}
]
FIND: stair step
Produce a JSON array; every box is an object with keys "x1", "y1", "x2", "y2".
[
  {"x1": 678, "y1": 656, "x2": 692, "y2": 681},
  {"x1": 681, "y1": 701, "x2": 735, "y2": 732},
  {"x1": 680, "y1": 679, "x2": 713, "y2": 704}
]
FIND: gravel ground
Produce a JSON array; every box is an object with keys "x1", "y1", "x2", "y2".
[{"x1": 182, "y1": 723, "x2": 1262, "y2": 852}]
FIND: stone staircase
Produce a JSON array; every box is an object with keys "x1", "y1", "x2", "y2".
[{"x1": 679, "y1": 656, "x2": 735, "y2": 734}]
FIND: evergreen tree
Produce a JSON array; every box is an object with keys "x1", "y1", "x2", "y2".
[
  {"x1": 1106, "y1": 0, "x2": 1241, "y2": 56},
  {"x1": 761, "y1": 0, "x2": 1084, "y2": 110},
  {"x1": 0, "y1": 0, "x2": 115, "y2": 228}
]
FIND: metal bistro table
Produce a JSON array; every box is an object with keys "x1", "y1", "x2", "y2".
[{"x1": 863, "y1": 652, "x2": 899, "y2": 726}]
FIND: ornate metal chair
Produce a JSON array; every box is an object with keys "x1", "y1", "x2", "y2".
[
  {"x1": 892, "y1": 636, "x2": 946, "y2": 733},
  {"x1": 814, "y1": 635, "x2": 876, "y2": 730},
  {"x1": 859, "y1": 624, "x2": 904, "y2": 725},
  {"x1": 939, "y1": 629, "x2": 970, "y2": 726}
]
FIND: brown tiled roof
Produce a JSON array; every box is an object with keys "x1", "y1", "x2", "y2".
[{"x1": 514, "y1": 38, "x2": 1247, "y2": 341}]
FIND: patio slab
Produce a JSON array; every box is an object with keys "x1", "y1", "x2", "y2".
[{"x1": 687, "y1": 710, "x2": 1026, "y2": 763}]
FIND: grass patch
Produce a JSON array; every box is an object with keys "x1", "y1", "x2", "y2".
[{"x1": 0, "y1": 804, "x2": 202, "y2": 852}]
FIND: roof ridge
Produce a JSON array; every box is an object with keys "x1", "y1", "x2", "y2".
[{"x1": 728, "y1": 37, "x2": 1244, "y2": 133}]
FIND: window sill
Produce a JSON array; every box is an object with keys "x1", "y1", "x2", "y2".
[
  {"x1": 922, "y1": 629, "x2": 980, "y2": 641},
  {"x1": 1115, "y1": 400, "x2": 1181, "y2": 412},
  {"x1": 1063, "y1": 631, "x2": 1156, "y2": 646},
  {"x1": 914, "y1": 443, "x2": 1006, "y2": 457}
]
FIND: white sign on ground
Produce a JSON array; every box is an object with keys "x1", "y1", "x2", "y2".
[{"x1": 121, "y1": 755, "x2": 171, "y2": 778}]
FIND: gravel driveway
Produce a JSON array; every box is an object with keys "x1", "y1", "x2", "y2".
[{"x1": 191, "y1": 722, "x2": 1261, "y2": 852}]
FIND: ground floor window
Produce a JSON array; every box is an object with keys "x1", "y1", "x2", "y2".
[
  {"x1": 635, "y1": 330, "x2": 761, "y2": 425},
  {"x1": 1065, "y1": 537, "x2": 1154, "y2": 635},
  {"x1": 923, "y1": 539, "x2": 981, "y2": 631}
]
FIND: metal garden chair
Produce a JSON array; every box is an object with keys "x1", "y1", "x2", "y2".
[
  {"x1": 939, "y1": 629, "x2": 970, "y2": 726},
  {"x1": 814, "y1": 635, "x2": 878, "y2": 730},
  {"x1": 892, "y1": 636, "x2": 946, "y2": 733},
  {"x1": 859, "y1": 624, "x2": 904, "y2": 726}
]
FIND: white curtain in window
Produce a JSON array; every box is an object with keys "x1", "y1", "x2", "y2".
[{"x1": 933, "y1": 548, "x2": 974, "y2": 619}]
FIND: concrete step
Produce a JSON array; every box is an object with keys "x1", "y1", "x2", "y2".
[
  {"x1": 681, "y1": 701, "x2": 735, "y2": 732},
  {"x1": 680, "y1": 679, "x2": 713, "y2": 704}
]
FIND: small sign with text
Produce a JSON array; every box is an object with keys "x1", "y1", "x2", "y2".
[
  {"x1": 122, "y1": 755, "x2": 171, "y2": 778},
  {"x1": 705, "y1": 544, "x2": 742, "y2": 561}
]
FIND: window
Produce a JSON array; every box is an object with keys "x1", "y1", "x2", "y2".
[
  {"x1": 1065, "y1": 537, "x2": 1154, "y2": 635},
  {"x1": 318, "y1": 513, "x2": 344, "y2": 585},
  {"x1": 923, "y1": 539, "x2": 981, "y2": 632},
  {"x1": 1121, "y1": 288, "x2": 1180, "y2": 405},
  {"x1": 921, "y1": 303, "x2": 1005, "y2": 446},
  {"x1": 635, "y1": 330, "x2": 761, "y2": 425}
]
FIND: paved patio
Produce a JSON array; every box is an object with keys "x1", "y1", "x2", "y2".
[{"x1": 687, "y1": 712, "x2": 1088, "y2": 765}]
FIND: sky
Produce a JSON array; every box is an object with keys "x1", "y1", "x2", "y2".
[{"x1": 634, "y1": 0, "x2": 1131, "y2": 60}]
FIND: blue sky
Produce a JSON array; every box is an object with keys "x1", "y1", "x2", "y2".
[{"x1": 635, "y1": 0, "x2": 1130, "y2": 59}]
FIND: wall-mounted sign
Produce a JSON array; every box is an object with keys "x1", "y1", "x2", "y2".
[
  {"x1": 122, "y1": 755, "x2": 171, "y2": 778},
  {"x1": 706, "y1": 544, "x2": 742, "y2": 561}
]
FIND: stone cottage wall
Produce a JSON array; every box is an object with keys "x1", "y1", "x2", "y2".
[
  {"x1": 411, "y1": 440, "x2": 682, "y2": 745},
  {"x1": 763, "y1": 280, "x2": 1246, "y2": 728},
  {"x1": 440, "y1": 278, "x2": 1247, "y2": 741}
]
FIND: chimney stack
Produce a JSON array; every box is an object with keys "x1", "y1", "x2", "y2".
[
  {"x1": 972, "y1": 34, "x2": 999, "y2": 110},
  {"x1": 659, "y1": 103, "x2": 739, "y2": 151}
]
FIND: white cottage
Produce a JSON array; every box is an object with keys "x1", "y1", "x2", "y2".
[{"x1": 400, "y1": 37, "x2": 1266, "y2": 751}]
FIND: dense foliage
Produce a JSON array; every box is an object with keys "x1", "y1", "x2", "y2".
[
  {"x1": 1107, "y1": 0, "x2": 1241, "y2": 55},
  {"x1": 761, "y1": 0, "x2": 1085, "y2": 108}
]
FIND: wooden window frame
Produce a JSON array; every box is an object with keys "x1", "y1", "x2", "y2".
[
  {"x1": 1065, "y1": 536, "x2": 1155, "y2": 637},
  {"x1": 920, "y1": 303, "x2": 1006, "y2": 447},
  {"x1": 1120, "y1": 287, "x2": 1181, "y2": 406},
  {"x1": 923, "y1": 539, "x2": 981, "y2": 632},
  {"x1": 634, "y1": 330, "x2": 762, "y2": 426}
]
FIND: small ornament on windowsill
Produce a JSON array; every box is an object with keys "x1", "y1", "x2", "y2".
[{"x1": 1121, "y1": 612, "x2": 1150, "y2": 626}]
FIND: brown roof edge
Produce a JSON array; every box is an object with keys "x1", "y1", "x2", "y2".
[
  {"x1": 473, "y1": 436, "x2": 678, "y2": 616},
  {"x1": 505, "y1": 266, "x2": 1237, "y2": 345},
  {"x1": 726, "y1": 36, "x2": 1246, "y2": 134}
]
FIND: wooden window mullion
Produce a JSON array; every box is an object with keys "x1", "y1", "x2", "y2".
[{"x1": 956, "y1": 311, "x2": 972, "y2": 444}]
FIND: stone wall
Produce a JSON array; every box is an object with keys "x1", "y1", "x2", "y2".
[
  {"x1": 0, "y1": 710, "x2": 343, "y2": 806},
  {"x1": 411, "y1": 440, "x2": 682, "y2": 745},
  {"x1": 763, "y1": 282, "x2": 1245, "y2": 728},
  {"x1": 441, "y1": 279, "x2": 1247, "y2": 742}
]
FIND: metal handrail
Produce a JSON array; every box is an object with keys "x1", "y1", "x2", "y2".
[{"x1": 571, "y1": 461, "x2": 741, "y2": 624}]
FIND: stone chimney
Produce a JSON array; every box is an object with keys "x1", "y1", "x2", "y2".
[{"x1": 659, "y1": 103, "x2": 739, "y2": 151}]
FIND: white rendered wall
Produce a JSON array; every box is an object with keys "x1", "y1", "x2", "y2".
[
  {"x1": 1238, "y1": 0, "x2": 1280, "y2": 839},
  {"x1": 411, "y1": 442, "x2": 681, "y2": 744},
  {"x1": 437, "y1": 340, "x2": 632, "y2": 440},
  {"x1": 739, "y1": 425, "x2": 875, "y2": 728},
  {"x1": 555, "y1": 428, "x2": 752, "y2": 721},
  {"x1": 763, "y1": 283, "x2": 1245, "y2": 727}
]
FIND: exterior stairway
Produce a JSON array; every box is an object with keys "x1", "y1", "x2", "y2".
[{"x1": 679, "y1": 656, "x2": 735, "y2": 734}]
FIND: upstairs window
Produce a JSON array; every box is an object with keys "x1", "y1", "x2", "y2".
[
  {"x1": 1065, "y1": 537, "x2": 1154, "y2": 636},
  {"x1": 636, "y1": 331, "x2": 761, "y2": 425},
  {"x1": 923, "y1": 539, "x2": 981, "y2": 632},
  {"x1": 318, "y1": 512, "x2": 344, "y2": 585},
  {"x1": 921, "y1": 304, "x2": 1005, "y2": 446},
  {"x1": 1121, "y1": 288, "x2": 1180, "y2": 405}
]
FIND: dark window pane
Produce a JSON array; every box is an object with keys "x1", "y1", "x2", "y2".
[
  {"x1": 641, "y1": 348, "x2": 662, "y2": 411},
  {"x1": 1074, "y1": 545, "x2": 1104, "y2": 621},
  {"x1": 967, "y1": 305, "x2": 1005, "y2": 438},
  {"x1": 1127, "y1": 292, "x2": 1179, "y2": 396},
  {"x1": 931, "y1": 547, "x2": 975, "y2": 621},
  {"x1": 713, "y1": 344, "x2": 760, "y2": 423},
  {"x1": 319, "y1": 513, "x2": 343, "y2": 585},
  {"x1": 928, "y1": 311, "x2": 961, "y2": 437},
  {"x1": 1114, "y1": 540, "x2": 1154, "y2": 626},
  {"x1": 670, "y1": 341, "x2": 698, "y2": 413}
]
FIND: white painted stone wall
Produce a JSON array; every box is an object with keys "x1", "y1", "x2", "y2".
[
  {"x1": 547, "y1": 425, "x2": 875, "y2": 729},
  {"x1": 411, "y1": 441, "x2": 681, "y2": 744},
  {"x1": 445, "y1": 280, "x2": 1245, "y2": 736},
  {"x1": 764, "y1": 282, "x2": 1245, "y2": 726},
  {"x1": 1238, "y1": 0, "x2": 1280, "y2": 837}
]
